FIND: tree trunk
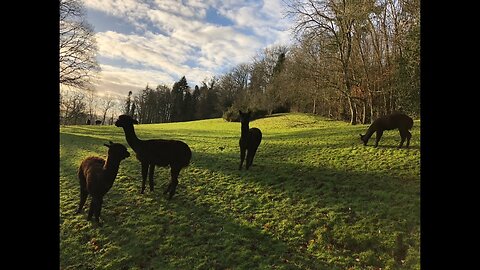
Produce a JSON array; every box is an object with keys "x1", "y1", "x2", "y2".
[
  {"x1": 383, "y1": 92, "x2": 389, "y2": 116},
  {"x1": 390, "y1": 89, "x2": 395, "y2": 112},
  {"x1": 348, "y1": 96, "x2": 357, "y2": 125},
  {"x1": 102, "y1": 113, "x2": 107, "y2": 125},
  {"x1": 362, "y1": 100, "x2": 367, "y2": 124},
  {"x1": 369, "y1": 92, "x2": 374, "y2": 123}
]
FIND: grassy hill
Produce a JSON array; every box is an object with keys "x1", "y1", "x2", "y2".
[{"x1": 60, "y1": 113, "x2": 420, "y2": 270}]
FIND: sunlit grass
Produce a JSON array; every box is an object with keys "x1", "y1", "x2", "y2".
[{"x1": 60, "y1": 113, "x2": 420, "y2": 269}]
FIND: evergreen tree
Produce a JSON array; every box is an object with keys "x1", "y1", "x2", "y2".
[
  {"x1": 124, "y1": 91, "x2": 132, "y2": 115},
  {"x1": 171, "y1": 76, "x2": 189, "y2": 122},
  {"x1": 196, "y1": 81, "x2": 220, "y2": 119},
  {"x1": 183, "y1": 90, "x2": 194, "y2": 121},
  {"x1": 191, "y1": 85, "x2": 201, "y2": 120},
  {"x1": 130, "y1": 102, "x2": 136, "y2": 118}
]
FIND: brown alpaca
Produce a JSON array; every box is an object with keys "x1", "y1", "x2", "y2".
[
  {"x1": 360, "y1": 112, "x2": 414, "y2": 148},
  {"x1": 76, "y1": 141, "x2": 130, "y2": 225},
  {"x1": 239, "y1": 110, "x2": 262, "y2": 170},
  {"x1": 115, "y1": 115, "x2": 192, "y2": 199}
]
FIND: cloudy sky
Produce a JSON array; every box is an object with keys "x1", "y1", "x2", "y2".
[{"x1": 82, "y1": 0, "x2": 294, "y2": 99}]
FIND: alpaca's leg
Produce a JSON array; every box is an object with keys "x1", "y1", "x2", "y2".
[
  {"x1": 246, "y1": 148, "x2": 257, "y2": 170},
  {"x1": 406, "y1": 131, "x2": 412, "y2": 148},
  {"x1": 148, "y1": 164, "x2": 155, "y2": 192},
  {"x1": 167, "y1": 167, "x2": 181, "y2": 199},
  {"x1": 245, "y1": 153, "x2": 252, "y2": 170},
  {"x1": 398, "y1": 129, "x2": 407, "y2": 148},
  {"x1": 141, "y1": 162, "x2": 148, "y2": 194},
  {"x1": 77, "y1": 169, "x2": 88, "y2": 213},
  {"x1": 87, "y1": 198, "x2": 97, "y2": 221},
  {"x1": 374, "y1": 130, "x2": 383, "y2": 147},
  {"x1": 239, "y1": 147, "x2": 246, "y2": 170},
  {"x1": 76, "y1": 188, "x2": 88, "y2": 214},
  {"x1": 94, "y1": 197, "x2": 104, "y2": 224}
]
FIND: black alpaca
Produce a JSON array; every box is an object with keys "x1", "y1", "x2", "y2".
[
  {"x1": 238, "y1": 110, "x2": 262, "y2": 170},
  {"x1": 360, "y1": 112, "x2": 414, "y2": 148},
  {"x1": 115, "y1": 115, "x2": 192, "y2": 199},
  {"x1": 76, "y1": 141, "x2": 130, "y2": 224}
]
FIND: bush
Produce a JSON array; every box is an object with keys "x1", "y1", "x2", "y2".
[
  {"x1": 222, "y1": 107, "x2": 239, "y2": 122},
  {"x1": 222, "y1": 107, "x2": 268, "y2": 122}
]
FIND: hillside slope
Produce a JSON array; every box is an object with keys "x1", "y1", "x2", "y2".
[{"x1": 60, "y1": 113, "x2": 420, "y2": 269}]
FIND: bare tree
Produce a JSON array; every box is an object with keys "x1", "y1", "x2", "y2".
[
  {"x1": 109, "y1": 101, "x2": 124, "y2": 125},
  {"x1": 60, "y1": 0, "x2": 100, "y2": 90},
  {"x1": 286, "y1": 0, "x2": 370, "y2": 124},
  {"x1": 101, "y1": 94, "x2": 116, "y2": 125},
  {"x1": 86, "y1": 90, "x2": 97, "y2": 123},
  {"x1": 61, "y1": 89, "x2": 87, "y2": 125}
]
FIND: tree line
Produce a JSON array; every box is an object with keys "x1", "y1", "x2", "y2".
[
  {"x1": 123, "y1": 0, "x2": 419, "y2": 125},
  {"x1": 61, "y1": 0, "x2": 420, "y2": 125},
  {"x1": 123, "y1": 76, "x2": 222, "y2": 124},
  {"x1": 60, "y1": 88, "x2": 120, "y2": 125}
]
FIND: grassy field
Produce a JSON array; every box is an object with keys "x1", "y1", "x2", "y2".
[{"x1": 60, "y1": 113, "x2": 420, "y2": 270}]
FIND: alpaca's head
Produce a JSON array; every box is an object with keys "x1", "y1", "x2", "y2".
[
  {"x1": 115, "y1": 115, "x2": 139, "y2": 128},
  {"x1": 359, "y1": 134, "x2": 368, "y2": 146},
  {"x1": 104, "y1": 141, "x2": 130, "y2": 160},
  {"x1": 239, "y1": 110, "x2": 251, "y2": 124}
]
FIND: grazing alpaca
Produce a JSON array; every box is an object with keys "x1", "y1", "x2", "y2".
[
  {"x1": 115, "y1": 115, "x2": 192, "y2": 199},
  {"x1": 76, "y1": 141, "x2": 130, "y2": 224},
  {"x1": 95, "y1": 120, "x2": 102, "y2": 125},
  {"x1": 360, "y1": 112, "x2": 414, "y2": 148},
  {"x1": 238, "y1": 110, "x2": 262, "y2": 170}
]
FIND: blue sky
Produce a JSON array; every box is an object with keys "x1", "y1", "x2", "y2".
[{"x1": 82, "y1": 0, "x2": 293, "y2": 98}]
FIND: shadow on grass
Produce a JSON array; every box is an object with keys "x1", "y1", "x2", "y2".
[
  {"x1": 261, "y1": 113, "x2": 288, "y2": 119},
  {"x1": 191, "y1": 147, "x2": 419, "y2": 210},
  {"x1": 186, "y1": 145, "x2": 419, "y2": 267},
  {"x1": 60, "y1": 131, "x2": 126, "y2": 147},
  {"x1": 370, "y1": 144, "x2": 421, "y2": 150}
]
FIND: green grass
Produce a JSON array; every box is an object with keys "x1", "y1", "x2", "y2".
[{"x1": 60, "y1": 113, "x2": 420, "y2": 270}]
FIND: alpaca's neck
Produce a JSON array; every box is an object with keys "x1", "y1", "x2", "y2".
[
  {"x1": 103, "y1": 157, "x2": 121, "y2": 185},
  {"x1": 241, "y1": 123, "x2": 250, "y2": 139},
  {"x1": 364, "y1": 125, "x2": 376, "y2": 141},
  {"x1": 122, "y1": 125, "x2": 141, "y2": 151}
]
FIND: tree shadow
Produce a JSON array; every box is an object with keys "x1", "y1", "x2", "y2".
[
  {"x1": 371, "y1": 144, "x2": 421, "y2": 150},
  {"x1": 261, "y1": 113, "x2": 287, "y2": 119},
  {"x1": 191, "y1": 147, "x2": 419, "y2": 208}
]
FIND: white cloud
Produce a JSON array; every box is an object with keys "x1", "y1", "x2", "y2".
[
  {"x1": 94, "y1": 64, "x2": 215, "y2": 97},
  {"x1": 262, "y1": 0, "x2": 287, "y2": 18},
  {"x1": 84, "y1": 0, "x2": 148, "y2": 17},
  {"x1": 96, "y1": 64, "x2": 174, "y2": 93},
  {"x1": 220, "y1": 6, "x2": 266, "y2": 29},
  {"x1": 153, "y1": 0, "x2": 207, "y2": 19},
  {"x1": 96, "y1": 31, "x2": 193, "y2": 70}
]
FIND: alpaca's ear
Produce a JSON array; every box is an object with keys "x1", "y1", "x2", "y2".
[
  {"x1": 239, "y1": 110, "x2": 243, "y2": 115},
  {"x1": 109, "y1": 140, "x2": 114, "y2": 145},
  {"x1": 133, "y1": 119, "x2": 139, "y2": 124},
  {"x1": 359, "y1": 134, "x2": 364, "y2": 138},
  {"x1": 104, "y1": 143, "x2": 111, "y2": 148}
]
